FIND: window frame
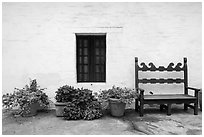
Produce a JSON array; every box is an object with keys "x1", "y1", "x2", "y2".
[{"x1": 76, "y1": 33, "x2": 106, "y2": 83}]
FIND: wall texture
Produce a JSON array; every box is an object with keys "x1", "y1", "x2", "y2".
[{"x1": 2, "y1": 2, "x2": 202, "y2": 100}]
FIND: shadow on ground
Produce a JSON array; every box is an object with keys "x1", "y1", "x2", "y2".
[
  {"x1": 2, "y1": 104, "x2": 202, "y2": 135},
  {"x1": 122, "y1": 104, "x2": 202, "y2": 135}
]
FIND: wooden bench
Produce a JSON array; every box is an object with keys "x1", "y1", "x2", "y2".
[{"x1": 135, "y1": 57, "x2": 200, "y2": 117}]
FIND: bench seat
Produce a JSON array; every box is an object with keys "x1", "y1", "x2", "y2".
[
  {"x1": 142, "y1": 94, "x2": 197, "y2": 106},
  {"x1": 144, "y1": 94, "x2": 196, "y2": 100}
]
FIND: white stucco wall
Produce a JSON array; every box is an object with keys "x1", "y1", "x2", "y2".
[{"x1": 2, "y1": 2, "x2": 202, "y2": 100}]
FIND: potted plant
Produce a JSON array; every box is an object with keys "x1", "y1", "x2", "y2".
[
  {"x1": 98, "y1": 86, "x2": 137, "y2": 117},
  {"x1": 2, "y1": 79, "x2": 49, "y2": 117},
  {"x1": 55, "y1": 85, "x2": 103, "y2": 119},
  {"x1": 55, "y1": 85, "x2": 76, "y2": 117}
]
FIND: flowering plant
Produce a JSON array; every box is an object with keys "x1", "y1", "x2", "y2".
[
  {"x1": 2, "y1": 79, "x2": 49, "y2": 115},
  {"x1": 98, "y1": 86, "x2": 137, "y2": 106}
]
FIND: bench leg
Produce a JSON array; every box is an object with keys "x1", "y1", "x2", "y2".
[
  {"x1": 139, "y1": 101, "x2": 144, "y2": 117},
  {"x1": 135, "y1": 99, "x2": 139, "y2": 112},
  {"x1": 184, "y1": 103, "x2": 188, "y2": 111},
  {"x1": 194, "y1": 101, "x2": 198, "y2": 115},
  {"x1": 167, "y1": 104, "x2": 171, "y2": 116},
  {"x1": 160, "y1": 104, "x2": 165, "y2": 111}
]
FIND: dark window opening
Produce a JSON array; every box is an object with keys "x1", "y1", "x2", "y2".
[{"x1": 76, "y1": 34, "x2": 106, "y2": 82}]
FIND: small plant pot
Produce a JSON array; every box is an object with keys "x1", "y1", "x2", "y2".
[
  {"x1": 55, "y1": 102, "x2": 68, "y2": 117},
  {"x1": 36, "y1": 102, "x2": 48, "y2": 112},
  {"x1": 109, "y1": 98, "x2": 126, "y2": 117},
  {"x1": 22, "y1": 102, "x2": 38, "y2": 117},
  {"x1": 199, "y1": 90, "x2": 202, "y2": 111}
]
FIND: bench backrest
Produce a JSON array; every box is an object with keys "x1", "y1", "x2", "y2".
[{"x1": 135, "y1": 57, "x2": 188, "y2": 94}]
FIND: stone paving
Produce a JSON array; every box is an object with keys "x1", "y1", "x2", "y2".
[{"x1": 2, "y1": 104, "x2": 202, "y2": 135}]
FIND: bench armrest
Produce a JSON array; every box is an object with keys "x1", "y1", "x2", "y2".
[
  {"x1": 187, "y1": 87, "x2": 201, "y2": 98},
  {"x1": 187, "y1": 87, "x2": 201, "y2": 92}
]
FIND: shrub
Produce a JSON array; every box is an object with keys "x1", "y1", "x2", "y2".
[
  {"x1": 63, "y1": 102, "x2": 82, "y2": 120},
  {"x1": 83, "y1": 101, "x2": 103, "y2": 120},
  {"x1": 55, "y1": 85, "x2": 76, "y2": 102},
  {"x1": 61, "y1": 87, "x2": 103, "y2": 120},
  {"x1": 74, "y1": 88, "x2": 96, "y2": 107}
]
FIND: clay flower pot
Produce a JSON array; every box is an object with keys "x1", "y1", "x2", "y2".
[
  {"x1": 22, "y1": 102, "x2": 38, "y2": 117},
  {"x1": 109, "y1": 98, "x2": 126, "y2": 117},
  {"x1": 55, "y1": 102, "x2": 68, "y2": 117}
]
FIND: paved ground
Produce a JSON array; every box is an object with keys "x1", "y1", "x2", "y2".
[{"x1": 2, "y1": 104, "x2": 202, "y2": 135}]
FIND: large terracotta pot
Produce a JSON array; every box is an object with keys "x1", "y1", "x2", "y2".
[
  {"x1": 36, "y1": 102, "x2": 48, "y2": 111},
  {"x1": 109, "y1": 98, "x2": 126, "y2": 117},
  {"x1": 22, "y1": 102, "x2": 38, "y2": 117},
  {"x1": 55, "y1": 102, "x2": 68, "y2": 117}
]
